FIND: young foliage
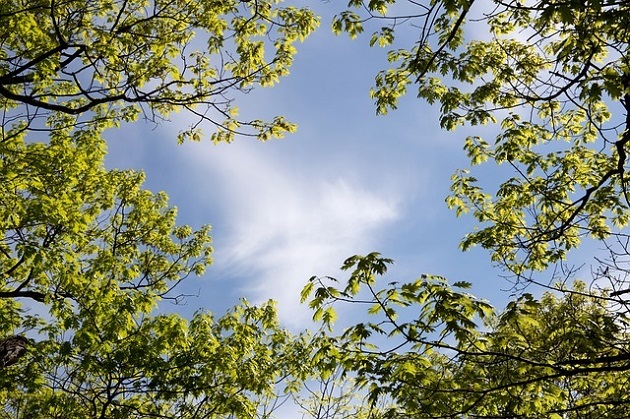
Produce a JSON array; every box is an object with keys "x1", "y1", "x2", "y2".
[
  {"x1": 0, "y1": 300, "x2": 315, "y2": 418},
  {"x1": 0, "y1": 125, "x2": 212, "y2": 330},
  {"x1": 0, "y1": 127, "x2": 317, "y2": 417},
  {"x1": 334, "y1": 0, "x2": 630, "y2": 274},
  {"x1": 0, "y1": 0, "x2": 322, "y2": 416},
  {"x1": 305, "y1": 255, "x2": 630, "y2": 418},
  {"x1": 0, "y1": 0, "x2": 319, "y2": 142}
]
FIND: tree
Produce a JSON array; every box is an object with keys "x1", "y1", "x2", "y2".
[
  {"x1": 0, "y1": 0, "x2": 320, "y2": 417},
  {"x1": 1, "y1": 0, "x2": 318, "y2": 142},
  {"x1": 0, "y1": 108, "x2": 320, "y2": 417},
  {"x1": 1, "y1": 299, "x2": 314, "y2": 418},
  {"x1": 299, "y1": 0, "x2": 630, "y2": 417},
  {"x1": 304, "y1": 253, "x2": 630, "y2": 418},
  {"x1": 333, "y1": 0, "x2": 630, "y2": 275}
]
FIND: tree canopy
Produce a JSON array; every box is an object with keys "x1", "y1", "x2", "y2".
[
  {"x1": 4, "y1": 0, "x2": 630, "y2": 418},
  {"x1": 298, "y1": 1, "x2": 630, "y2": 417},
  {"x1": 334, "y1": 0, "x2": 630, "y2": 274},
  {"x1": 0, "y1": 0, "x2": 318, "y2": 142},
  {"x1": 303, "y1": 253, "x2": 630, "y2": 418},
  {"x1": 1, "y1": 0, "x2": 318, "y2": 417}
]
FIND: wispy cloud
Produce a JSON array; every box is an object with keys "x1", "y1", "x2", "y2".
[{"x1": 179, "y1": 140, "x2": 401, "y2": 327}]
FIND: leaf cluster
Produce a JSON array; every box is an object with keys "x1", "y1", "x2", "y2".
[
  {"x1": 0, "y1": 1, "x2": 322, "y2": 416},
  {"x1": 304, "y1": 254, "x2": 630, "y2": 418},
  {"x1": 0, "y1": 0, "x2": 319, "y2": 142},
  {"x1": 333, "y1": 0, "x2": 630, "y2": 274}
]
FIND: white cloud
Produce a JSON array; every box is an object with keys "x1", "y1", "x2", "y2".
[{"x1": 179, "y1": 140, "x2": 401, "y2": 328}]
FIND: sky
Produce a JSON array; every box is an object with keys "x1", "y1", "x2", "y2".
[{"x1": 102, "y1": 2, "x2": 545, "y2": 329}]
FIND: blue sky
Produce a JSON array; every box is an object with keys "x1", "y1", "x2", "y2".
[{"x1": 102, "y1": 3, "x2": 534, "y2": 328}]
